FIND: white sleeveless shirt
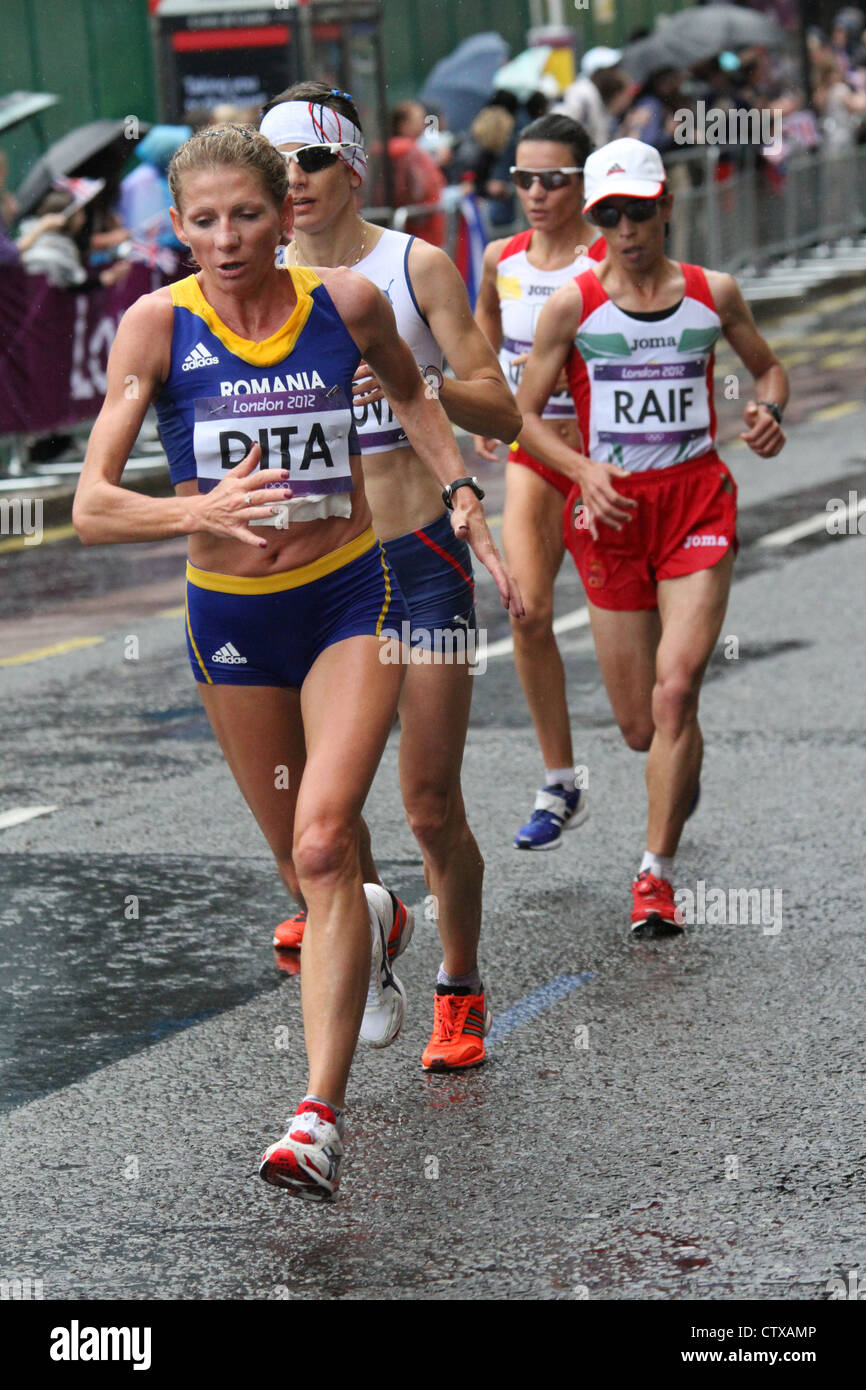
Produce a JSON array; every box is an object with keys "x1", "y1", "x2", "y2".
[
  {"x1": 496, "y1": 230, "x2": 604, "y2": 419},
  {"x1": 351, "y1": 227, "x2": 443, "y2": 454},
  {"x1": 567, "y1": 263, "x2": 722, "y2": 472}
]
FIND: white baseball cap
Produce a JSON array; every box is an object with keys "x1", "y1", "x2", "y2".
[
  {"x1": 583, "y1": 138, "x2": 665, "y2": 213},
  {"x1": 580, "y1": 46, "x2": 622, "y2": 78}
]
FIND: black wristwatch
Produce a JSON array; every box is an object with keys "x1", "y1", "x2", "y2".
[
  {"x1": 756, "y1": 400, "x2": 783, "y2": 425},
  {"x1": 442, "y1": 475, "x2": 485, "y2": 510}
]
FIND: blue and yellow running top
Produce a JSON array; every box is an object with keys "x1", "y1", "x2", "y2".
[{"x1": 155, "y1": 266, "x2": 362, "y2": 523}]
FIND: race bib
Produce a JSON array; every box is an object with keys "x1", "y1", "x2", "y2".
[
  {"x1": 500, "y1": 336, "x2": 574, "y2": 419},
  {"x1": 193, "y1": 387, "x2": 354, "y2": 495},
  {"x1": 592, "y1": 360, "x2": 709, "y2": 447}
]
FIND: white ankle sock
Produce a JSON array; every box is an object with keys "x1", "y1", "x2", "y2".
[
  {"x1": 545, "y1": 767, "x2": 575, "y2": 790},
  {"x1": 437, "y1": 964, "x2": 482, "y2": 993},
  {"x1": 640, "y1": 851, "x2": 674, "y2": 882}
]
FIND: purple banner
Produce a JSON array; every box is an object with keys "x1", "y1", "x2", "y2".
[
  {"x1": 360, "y1": 426, "x2": 408, "y2": 451},
  {"x1": 594, "y1": 361, "x2": 705, "y2": 381},
  {"x1": 502, "y1": 336, "x2": 532, "y2": 354},
  {"x1": 0, "y1": 263, "x2": 168, "y2": 435},
  {"x1": 198, "y1": 475, "x2": 352, "y2": 495},
  {"x1": 543, "y1": 403, "x2": 576, "y2": 417},
  {"x1": 194, "y1": 387, "x2": 350, "y2": 420},
  {"x1": 597, "y1": 426, "x2": 707, "y2": 445}
]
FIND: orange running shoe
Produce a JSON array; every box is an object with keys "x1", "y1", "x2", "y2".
[
  {"x1": 273, "y1": 889, "x2": 414, "y2": 961},
  {"x1": 421, "y1": 986, "x2": 492, "y2": 1071},
  {"x1": 273, "y1": 908, "x2": 307, "y2": 950},
  {"x1": 630, "y1": 870, "x2": 685, "y2": 939}
]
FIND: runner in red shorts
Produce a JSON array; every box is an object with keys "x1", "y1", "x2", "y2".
[{"x1": 517, "y1": 137, "x2": 789, "y2": 935}]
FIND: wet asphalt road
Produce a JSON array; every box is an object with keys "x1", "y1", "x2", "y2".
[{"x1": 0, "y1": 287, "x2": 865, "y2": 1301}]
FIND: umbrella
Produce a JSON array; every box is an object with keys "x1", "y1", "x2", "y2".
[
  {"x1": 493, "y1": 47, "x2": 553, "y2": 104},
  {"x1": 661, "y1": 5, "x2": 782, "y2": 65},
  {"x1": 621, "y1": 4, "x2": 782, "y2": 88},
  {"x1": 0, "y1": 91, "x2": 59, "y2": 136},
  {"x1": 620, "y1": 32, "x2": 687, "y2": 87},
  {"x1": 421, "y1": 33, "x2": 510, "y2": 134},
  {"x1": 15, "y1": 118, "x2": 149, "y2": 217}
]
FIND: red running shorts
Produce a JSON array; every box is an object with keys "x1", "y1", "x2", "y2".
[{"x1": 563, "y1": 450, "x2": 738, "y2": 611}]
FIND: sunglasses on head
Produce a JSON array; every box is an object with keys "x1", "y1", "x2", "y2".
[
  {"x1": 591, "y1": 197, "x2": 662, "y2": 228},
  {"x1": 281, "y1": 142, "x2": 362, "y2": 173},
  {"x1": 509, "y1": 166, "x2": 582, "y2": 191}
]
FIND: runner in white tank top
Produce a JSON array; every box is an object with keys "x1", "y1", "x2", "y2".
[
  {"x1": 260, "y1": 82, "x2": 522, "y2": 1072},
  {"x1": 474, "y1": 114, "x2": 602, "y2": 851},
  {"x1": 517, "y1": 138, "x2": 788, "y2": 937}
]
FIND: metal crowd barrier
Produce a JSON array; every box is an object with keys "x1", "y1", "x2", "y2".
[{"x1": 662, "y1": 144, "x2": 866, "y2": 274}]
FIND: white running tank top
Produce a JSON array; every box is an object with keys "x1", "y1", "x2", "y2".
[
  {"x1": 567, "y1": 262, "x2": 722, "y2": 472},
  {"x1": 496, "y1": 230, "x2": 604, "y2": 419},
  {"x1": 352, "y1": 226, "x2": 443, "y2": 454}
]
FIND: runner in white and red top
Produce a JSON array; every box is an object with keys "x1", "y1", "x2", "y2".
[
  {"x1": 474, "y1": 114, "x2": 606, "y2": 851},
  {"x1": 517, "y1": 138, "x2": 788, "y2": 935}
]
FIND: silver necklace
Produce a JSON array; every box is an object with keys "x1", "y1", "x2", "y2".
[{"x1": 292, "y1": 222, "x2": 368, "y2": 269}]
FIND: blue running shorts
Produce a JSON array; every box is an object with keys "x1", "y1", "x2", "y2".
[
  {"x1": 380, "y1": 511, "x2": 476, "y2": 651},
  {"x1": 185, "y1": 526, "x2": 409, "y2": 688}
]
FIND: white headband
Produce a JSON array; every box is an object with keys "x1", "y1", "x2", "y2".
[{"x1": 260, "y1": 99, "x2": 367, "y2": 179}]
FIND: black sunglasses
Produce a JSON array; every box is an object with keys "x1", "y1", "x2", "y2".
[
  {"x1": 282, "y1": 142, "x2": 361, "y2": 174},
  {"x1": 591, "y1": 198, "x2": 662, "y2": 228},
  {"x1": 509, "y1": 166, "x2": 582, "y2": 191}
]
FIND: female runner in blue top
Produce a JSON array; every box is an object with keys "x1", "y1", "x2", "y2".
[{"x1": 73, "y1": 125, "x2": 521, "y2": 1202}]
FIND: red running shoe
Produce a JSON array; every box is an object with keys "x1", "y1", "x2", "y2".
[
  {"x1": 273, "y1": 889, "x2": 414, "y2": 961},
  {"x1": 631, "y1": 870, "x2": 685, "y2": 939},
  {"x1": 259, "y1": 1099, "x2": 344, "y2": 1201}
]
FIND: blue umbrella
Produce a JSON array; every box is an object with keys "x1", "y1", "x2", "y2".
[{"x1": 421, "y1": 33, "x2": 511, "y2": 135}]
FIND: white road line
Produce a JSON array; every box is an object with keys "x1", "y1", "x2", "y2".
[
  {"x1": 480, "y1": 605, "x2": 590, "y2": 661},
  {"x1": 0, "y1": 805, "x2": 58, "y2": 830},
  {"x1": 757, "y1": 495, "x2": 866, "y2": 548}
]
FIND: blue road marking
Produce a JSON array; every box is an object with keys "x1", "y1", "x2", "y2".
[{"x1": 487, "y1": 972, "x2": 594, "y2": 1049}]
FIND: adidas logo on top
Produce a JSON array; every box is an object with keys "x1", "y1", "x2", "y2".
[
  {"x1": 182, "y1": 341, "x2": 220, "y2": 371},
  {"x1": 211, "y1": 641, "x2": 247, "y2": 665}
]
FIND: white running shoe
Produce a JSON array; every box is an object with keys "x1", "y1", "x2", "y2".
[
  {"x1": 259, "y1": 1099, "x2": 345, "y2": 1201},
  {"x1": 360, "y1": 882, "x2": 406, "y2": 1048}
]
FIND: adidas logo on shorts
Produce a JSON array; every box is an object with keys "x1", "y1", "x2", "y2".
[
  {"x1": 211, "y1": 642, "x2": 247, "y2": 665},
  {"x1": 182, "y1": 341, "x2": 220, "y2": 371}
]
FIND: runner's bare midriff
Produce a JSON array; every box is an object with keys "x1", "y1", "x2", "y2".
[
  {"x1": 533, "y1": 416, "x2": 582, "y2": 453},
  {"x1": 178, "y1": 456, "x2": 372, "y2": 576},
  {"x1": 361, "y1": 444, "x2": 446, "y2": 541}
]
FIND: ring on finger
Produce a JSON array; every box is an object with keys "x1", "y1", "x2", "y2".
[{"x1": 244, "y1": 492, "x2": 252, "y2": 505}]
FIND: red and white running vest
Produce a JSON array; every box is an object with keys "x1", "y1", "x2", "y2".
[
  {"x1": 567, "y1": 263, "x2": 722, "y2": 472},
  {"x1": 496, "y1": 230, "x2": 605, "y2": 419}
]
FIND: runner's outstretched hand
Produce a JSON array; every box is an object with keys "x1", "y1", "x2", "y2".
[
  {"x1": 449, "y1": 501, "x2": 524, "y2": 616},
  {"x1": 191, "y1": 444, "x2": 292, "y2": 547},
  {"x1": 740, "y1": 401, "x2": 785, "y2": 457}
]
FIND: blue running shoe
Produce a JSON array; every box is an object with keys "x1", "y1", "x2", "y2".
[{"x1": 514, "y1": 784, "x2": 589, "y2": 851}]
